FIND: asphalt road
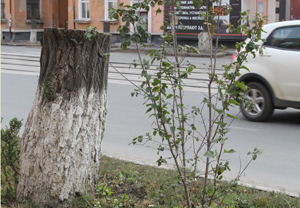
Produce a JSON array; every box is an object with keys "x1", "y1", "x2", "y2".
[
  {"x1": 0, "y1": 45, "x2": 232, "y2": 68},
  {"x1": 1, "y1": 45, "x2": 300, "y2": 196}
]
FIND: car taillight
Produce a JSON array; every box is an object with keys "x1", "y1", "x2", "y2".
[{"x1": 231, "y1": 49, "x2": 241, "y2": 62}]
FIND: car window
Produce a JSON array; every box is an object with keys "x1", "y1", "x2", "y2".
[{"x1": 265, "y1": 26, "x2": 300, "y2": 50}]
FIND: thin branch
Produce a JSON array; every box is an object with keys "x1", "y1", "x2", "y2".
[{"x1": 109, "y1": 63, "x2": 145, "y2": 92}]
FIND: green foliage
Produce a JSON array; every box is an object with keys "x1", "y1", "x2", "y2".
[
  {"x1": 95, "y1": 157, "x2": 300, "y2": 208},
  {"x1": 5, "y1": 155, "x2": 299, "y2": 207},
  {"x1": 92, "y1": 160, "x2": 147, "y2": 207},
  {"x1": 96, "y1": 183, "x2": 114, "y2": 197},
  {"x1": 85, "y1": 25, "x2": 99, "y2": 40},
  {"x1": 1, "y1": 118, "x2": 22, "y2": 204},
  {"x1": 248, "y1": 147, "x2": 263, "y2": 161},
  {"x1": 109, "y1": 0, "x2": 165, "y2": 49}
]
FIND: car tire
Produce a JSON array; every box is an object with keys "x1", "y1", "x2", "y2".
[{"x1": 240, "y1": 82, "x2": 274, "y2": 122}]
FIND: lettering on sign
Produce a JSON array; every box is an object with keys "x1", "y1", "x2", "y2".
[{"x1": 164, "y1": 0, "x2": 212, "y2": 34}]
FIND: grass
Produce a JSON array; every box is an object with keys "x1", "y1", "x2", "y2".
[
  {"x1": 2, "y1": 155, "x2": 300, "y2": 207},
  {"x1": 68, "y1": 156, "x2": 300, "y2": 207}
]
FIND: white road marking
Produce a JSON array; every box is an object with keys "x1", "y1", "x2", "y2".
[
  {"x1": 1, "y1": 53, "x2": 221, "y2": 93},
  {"x1": 230, "y1": 126, "x2": 258, "y2": 131}
]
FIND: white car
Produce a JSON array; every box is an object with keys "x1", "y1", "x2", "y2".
[{"x1": 234, "y1": 20, "x2": 300, "y2": 121}]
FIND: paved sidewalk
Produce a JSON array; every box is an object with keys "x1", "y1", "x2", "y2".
[{"x1": 1, "y1": 40, "x2": 236, "y2": 57}]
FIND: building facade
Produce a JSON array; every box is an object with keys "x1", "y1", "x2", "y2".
[
  {"x1": 1, "y1": 0, "x2": 299, "y2": 43},
  {"x1": 0, "y1": 0, "x2": 164, "y2": 43},
  {"x1": 1, "y1": 0, "x2": 68, "y2": 40}
]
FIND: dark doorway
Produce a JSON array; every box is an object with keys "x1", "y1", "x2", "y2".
[
  {"x1": 230, "y1": 0, "x2": 241, "y2": 29},
  {"x1": 59, "y1": 0, "x2": 68, "y2": 28},
  {"x1": 277, "y1": 0, "x2": 286, "y2": 21}
]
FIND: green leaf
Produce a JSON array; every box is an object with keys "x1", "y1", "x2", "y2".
[
  {"x1": 85, "y1": 33, "x2": 92, "y2": 40},
  {"x1": 227, "y1": 113, "x2": 239, "y2": 120},
  {"x1": 166, "y1": 94, "x2": 173, "y2": 99},
  {"x1": 146, "y1": 74, "x2": 152, "y2": 81},
  {"x1": 141, "y1": 24, "x2": 147, "y2": 31},
  {"x1": 236, "y1": 43, "x2": 242, "y2": 51},
  {"x1": 211, "y1": 103, "x2": 224, "y2": 115},
  {"x1": 141, "y1": 70, "x2": 147, "y2": 77},
  {"x1": 241, "y1": 11, "x2": 247, "y2": 15},
  {"x1": 113, "y1": 13, "x2": 119, "y2": 20},
  {"x1": 187, "y1": 66, "x2": 194, "y2": 72},
  {"x1": 204, "y1": 151, "x2": 215, "y2": 158},
  {"x1": 170, "y1": 126, "x2": 175, "y2": 133},
  {"x1": 240, "y1": 65, "x2": 250, "y2": 72},
  {"x1": 228, "y1": 84, "x2": 237, "y2": 94},
  {"x1": 120, "y1": 30, "x2": 127, "y2": 37},
  {"x1": 237, "y1": 25, "x2": 241, "y2": 34},
  {"x1": 138, "y1": 137, "x2": 143, "y2": 143},
  {"x1": 246, "y1": 42, "x2": 256, "y2": 52},
  {"x1": 156, "y1": 8, "x2": 162, "y2": 15},
  {"x1": 157, "y1": 145, "x2": 164, "y2": 151},
  {"x1": 162, "y1": 61, "x2": 171, "y2": 67},
  {"x1": 177, "y1": 127, "x2": 185, "y2": 131},
  {"x1": 152, "y1": 79, "x2": 160, "y2": 86},
  {"x1": 220, "y1": 122, "x2": 227, "y2": 128},
  {"x1": 229, "y1": 99, "x2": 240, "y2": 106},
  {"x1": 152, "y1": 86, "x2": 160, "y2": 92},
  {"x1": 224, "y1": 149, "x2": 236, "y2": 154},
  {"x1": 135, "y1": 36, "x2": 140, "y2": 43},
  {"x1": 234, "y1": 81, "x2": 247, "y2": 92},
  {"x1": 166, "y1": 134, "x2": 172, "y2": 140},
  {"x1": 218, "y1": 87, "x2": 223, "y2": 101}
]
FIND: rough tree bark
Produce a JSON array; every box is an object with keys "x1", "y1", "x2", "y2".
[{"x1": 17, "y1": 28, "x2": 111, "y2": 207}]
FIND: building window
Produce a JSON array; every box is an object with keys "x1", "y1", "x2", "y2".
[
  {"x1": 1, "y1": 0, "x2": 5, "y2": 19},
  {"x1": 27, "y1": 0, "x2": 40, "y2": 19},
  {"x1": 79, "y1": 0, "x2": 90, "y2": 19},
  {"x1": 105, "y1": 0, "x2": 117, "y2": 19}
]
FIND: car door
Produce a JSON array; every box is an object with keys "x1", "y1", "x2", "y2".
[{"x1": 261, "y1": 25, "x2": 300, "y2": 102}]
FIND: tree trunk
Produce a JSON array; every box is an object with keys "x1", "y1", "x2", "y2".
[{"x1": 17, "y1": 28, "x2": 111, "y2": 207}]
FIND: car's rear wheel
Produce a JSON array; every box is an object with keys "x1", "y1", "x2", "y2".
[{"x1": 241, "y1": 82, "x2": 274, "y2": 122}]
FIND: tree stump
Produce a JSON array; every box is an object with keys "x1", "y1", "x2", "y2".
[{"x1": 17, "y1": 28, "x2": 111, "y2": 207}]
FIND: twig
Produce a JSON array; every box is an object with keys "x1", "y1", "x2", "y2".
[
  {"x1": 109, "y1": 63, "x2": 144, "y2": 92},
  {"x1": 84, "y1": 197, "x2": 93, "y2": 207}
]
